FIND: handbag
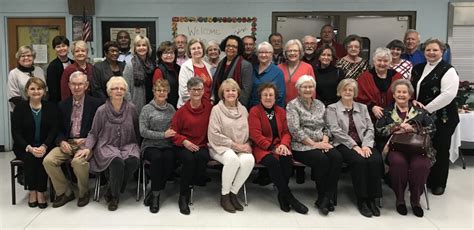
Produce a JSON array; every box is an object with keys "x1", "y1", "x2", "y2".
[{"x1": 389, "y1": 120, "x2": 431, "y2": 155}]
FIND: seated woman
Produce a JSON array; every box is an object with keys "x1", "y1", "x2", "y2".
[
  {"x1": 208, "y1": 78, "x2": 255, "y2": 213},
  {"x1": 12, "y1": 77, "x2": 58, "y2": 208},
  {"x1": 325, "y1": 79, "x2": 383, "y2": 218},
  {"x1": 248, "y1": 83, "x2": 308, "y2": 215},
  {"x1": 286, "y1": 75, "x2": 342, "y2": 216},
  {"x1": 76, "y1": 76, "x2": 140, "y2": 211},
  {"x1": 171, "y1": 77, "x2": 212, "y2": 215},
  {"x1": 139, "y1": 79, "x2": 176, "y2": 213},
  {"x1": 375, "y1": 79, "x2": 435, "y2": 217}
]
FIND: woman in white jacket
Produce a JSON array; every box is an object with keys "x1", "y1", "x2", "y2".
[
  {"x1": 208, "y1": 79, "x2": 255, "y2": 213},
  {"x1": 177, "y1": 38, "x2": 213, "y2": 108}
]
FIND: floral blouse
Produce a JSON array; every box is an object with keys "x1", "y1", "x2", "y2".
[{"x1": 286, "y1": 97, "x2": 329, "y2": 151}]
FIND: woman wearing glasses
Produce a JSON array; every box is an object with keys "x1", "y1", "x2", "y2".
[{"x1": 153, "y1": 41, "x2": 180, "y2": 109}]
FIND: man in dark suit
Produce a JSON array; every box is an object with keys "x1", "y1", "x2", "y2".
[
  {"x1": 43, "y1": 71, "x2": 102, "y2": 208},
  {"x1": 46, "y1": 36, "x2": 74, "y2": 103}
]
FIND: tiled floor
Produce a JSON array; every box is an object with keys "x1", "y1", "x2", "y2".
[{"x1": 0, "y1": 151, "x2": 473, "y2": 230}]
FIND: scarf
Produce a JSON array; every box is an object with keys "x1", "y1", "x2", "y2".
[
  {"x1": 132, "y1": 55, "x2": 154, "y2": 87},
  {"x1": 214, "y1": 56, "x2": 243, "y2": 100},
  {"x1": 17, "y1": 64, "x2": 35, "y2": 77},
  {"x1": 104, "y1": 99, "x2": 129, "y2": 124}
]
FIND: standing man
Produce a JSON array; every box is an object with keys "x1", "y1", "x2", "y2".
[
  {"x1": 43, "y1": 71, "x2": 102, "y2": 208},
  {"x1": 268, "y1": 32, "x2": 286, "y2": 64},
  {"x1": 174, "y1": 34, "x2": 188, "y2": 66},
  {"x1": 47, "y1": 35, "x2": 74, "y2": 103},
  {"x1": 116, "y1": 30, "x2": 132, "y2": 63},
  {"x1": 242, "y1": 35, "x2": 259, "y2": 66},
  {"x1": 301, "y1": 35, "x2": 318, "y2": 71},
  {"x1": 401, "y1": 29, "x2": 426, "y2": 66},
  {"x1": 316, "y1": 24, "x2": 346, "y2": 59}
]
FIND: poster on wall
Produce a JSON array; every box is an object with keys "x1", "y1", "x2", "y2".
[
  {"x1": 172, "y1": 17, "x2": 257, "y2": 43},
  {"x1": 101, "y1": 21, "x2": 157, "y2": 59}
]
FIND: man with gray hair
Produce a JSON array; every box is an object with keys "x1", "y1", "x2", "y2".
[
  {"x1": 174, "y1": 34, "x2": 189, "y2": 66},
  {"x1": 43, "y1": 71, "x2": 103, "y2": 208},
  {"x1": 401, "y1": 29, "x2": 426, "y2": 65},
  {"x1": 301, "y1": 35, "x2": 318, "y2": 71}
]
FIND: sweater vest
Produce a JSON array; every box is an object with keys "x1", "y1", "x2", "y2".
[{"x1": 411, "y1": 61, "x2": 459, "y2": 125}]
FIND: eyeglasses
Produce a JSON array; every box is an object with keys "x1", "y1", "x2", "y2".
[
  {"x1": 108, "y1": 49, "x2": 120, "y2": 53},
  {"x1": 189, "y1": 88, "x2": 203, "y2": 93},
  {"x1": 111, "y1": 87, "x2": 126, "y2": 91},
  {"x1": 258, "y1": 51, "x2": 272, "y2": 55},
  {"x1": 162, "y1": 52, "x2": 175, "y2": 56},
  {"x1": 225, "y1": 44, "x2": 238, "y2": 49},
  {"x1": 300, "y1": 85, "x2": 314, "y2": 90},
  {"x1": 70, "y1": 82, "x2": 86, "y2": 88},
  {"x1": 20, "y1": 54, "x2": 33, "y2": 58},
  {"x1": 286, "y1": 49, "x2": 299, "y2": 54}
]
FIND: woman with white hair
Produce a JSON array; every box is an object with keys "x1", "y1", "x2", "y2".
[
  {"x1": 76, "y1": 76, "x2": 140, "y2": 211},
  {"x1": 325, "y1": 78, "x2": 383, "y2": 217},
  {"x1": 278, "y1": 39, "x2": 315, "y2": 105},
  {"x1": 249, "y1": 41, "x2": 285, "y2": 107},
  {"x1": 205, "y1": 40, "x2": 221, "y2": 76},
  {"x1": 356, "y1": 47, "x2": 402, "y2": 121},
  {"x1": 286, "y1": 75, "x2": 342, "y2": 216},
  {"x1": 123, "y1": 35, "x2": 155, "y2": 113},
  {"x1": 61, "y1": 40, "x2": 94, "y2": 100},
  {"x1": 8, "y1": 45, "x2": 45, "y2": 111}
]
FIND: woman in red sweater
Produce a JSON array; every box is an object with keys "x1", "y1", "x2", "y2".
[
  {"x1": 248, "y1": 83, "x2": 308, "y2": 215},
  {"x1": 171, "y1": 77, "x2": 212, "y2": 215}
]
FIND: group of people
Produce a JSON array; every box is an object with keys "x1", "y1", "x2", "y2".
[{"x1": 7, "y1": 25, "x2": 459, "y2": 219}]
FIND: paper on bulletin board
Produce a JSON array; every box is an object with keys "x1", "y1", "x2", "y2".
[{"x1": 33, "y1": 44, "x2": 48, "y2": 64}]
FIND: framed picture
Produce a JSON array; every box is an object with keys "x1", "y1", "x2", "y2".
[
  {"x1": 101, "y1": 21, "x2": 157, "y2": 59},
  {"x1": 72, "y1": 16, "x2": 93, "y2": 41}
]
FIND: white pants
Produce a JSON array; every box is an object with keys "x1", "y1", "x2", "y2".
[{"x1": 211, "y1": 149, "x2": 255, "y2": 195}]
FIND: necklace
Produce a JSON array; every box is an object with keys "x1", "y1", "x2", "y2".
[
  {"x1": 31, "y1": 106, "x2": 41, "y2": 116},
  {"x1": 265, "y1": 110, "x2": 275, "y2": 120}
]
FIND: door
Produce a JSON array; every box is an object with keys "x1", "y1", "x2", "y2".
[{"x1": 7, "y1": 18, "x2": 66, "y2": 71}]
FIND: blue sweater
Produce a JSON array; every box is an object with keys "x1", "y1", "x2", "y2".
[{"x1": 249, "y1": 64, "x2": 286, "y2": 108}]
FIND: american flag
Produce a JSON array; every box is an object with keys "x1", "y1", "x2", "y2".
[{"x1": 82, "y1": 14, "x2": 92, "y2": 41}]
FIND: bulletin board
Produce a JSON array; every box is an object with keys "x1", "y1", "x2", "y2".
[{"x1": 172, "y1": 16, "x2": 257, "y2": 43}]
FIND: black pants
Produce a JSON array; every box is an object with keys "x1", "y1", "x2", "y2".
[
  {"x1": 428, "y1": 121, "x2": 457, "y2": 189},
  {"x1": 176, "y1": 147, "x2": 210, "y2": 196},
  {"x1": 20, "y1": 151, "x2": 48, "y2": 192},
  {"x1": 337, "y1": 145, "x2": 383, "y2": 199},
  {"x1": 260, "y1": 154, "x2": 293, "y2": 195},
  {"x1": 293, "y1": 148, "x2": 342, "y2": 199},
  {"x1": 108, "y1": 157, "x2": 139, "y2": 197},
  {"x1": 143, "y1": 147, "x2": 175, "y2": 191}
]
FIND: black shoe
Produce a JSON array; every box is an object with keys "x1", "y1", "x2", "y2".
[
  {"x1": 367, "y1": 200, "x2": 380, "y2": 217},
  {"x1": 38, "y1": 202, "x2": 48, "y2": 209},
  {"x1": 412, "y1": 205, "x2": 424, "y2": 217},
  {"x1": 52, "y1": 192, "x2": 75, "y2": 208},
  {"x1": 28, "y1": 201, "x2": 38, "y2": 208},
  {"x1": 287, "y1": 193, "x2": 308, "y2": 214},
  {"x1": 178, "y1": 195, "x2": 190, "y2": 215},
  {"x1": 277, "y1": 193, "x2": 290, "y2": 212},
  {"x1": 108, "y1": 197, "x2": 119, "y2": 211},
  {"x1": 396, "y1": 204, "x2": 408, "y2": 215},
  {"x1": 315, "y1": 197, "x2": 330, "y2": 215},
  {"x1": 295, "y1": 168, "x2": 305, "y2": 184},
  {"x1": 431, "y1": 187, "x2": 445, "y2": 196},
  {"x1": 229, "y1": 193, "x2": 243, "y2": 211},
  {"x1": 357, "y1": 201, "x2": 373, "y2": 217},
  {"x1": 327, "y1": 200, "x2": 335, "y2": 212},
  {"x1": 149, "y1": 194, "x2": 160, "y2": 214}
]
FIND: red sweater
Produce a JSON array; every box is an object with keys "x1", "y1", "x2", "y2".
[
  {"x1": 278, "y1": 61, "x2": 315, "y2": 105},
  {"x1": 171, "y1": 99, "x2": 212, "y2": 147},
  {"x1": 248, "y1": 104, "x2": 292, "y2": 163},
  {"x1": 60, "y1": 62, "x2": 93, "y2": 100},
  {"x1": 356, "y1": 69, "x2": 402, "y2": 120}
]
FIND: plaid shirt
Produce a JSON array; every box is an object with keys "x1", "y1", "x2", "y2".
[{"x1": 391, "y1": 59, "x2": 413, "y2": 80}]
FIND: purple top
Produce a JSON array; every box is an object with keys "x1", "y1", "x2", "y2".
[{"x1": 86, "y1": 99, "x2": 140, "y2": 172}]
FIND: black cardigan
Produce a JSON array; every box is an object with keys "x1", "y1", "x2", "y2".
[
  {"x1": 46, "y1": 57, "x2": 74, "y2": 103},
  {"x1": 11, "y1": 100, "x2": 59, "y2": 153}
]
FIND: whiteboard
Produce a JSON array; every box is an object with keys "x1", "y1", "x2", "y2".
[{"x1": 172, "y1": 17, "x2": 257, "y2": 44}]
